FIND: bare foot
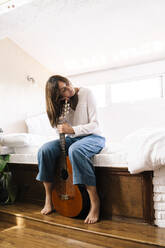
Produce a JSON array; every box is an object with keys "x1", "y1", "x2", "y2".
[
  {"x1": 84, "y1": 197, "x2": 100, "y2": 224},
  {"x1": 41, "y1": 202, "x2": 54, "y2": 215}
]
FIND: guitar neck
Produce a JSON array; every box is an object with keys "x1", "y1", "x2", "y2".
[
  {"x1": 59, "y1": 99, "x2": 70, "y2": 157},
  {"x1": 59, "y1": 133, "x2": 67, "y2": 172},
  {"x1": 59, "y1": 133, "x2": 66, "y2": 154}
]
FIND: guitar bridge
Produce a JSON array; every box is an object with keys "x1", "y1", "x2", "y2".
[{"x1": 60, "y1": 194, "x2": 70, "y2": 200}]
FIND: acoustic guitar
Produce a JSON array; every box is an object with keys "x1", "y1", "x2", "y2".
[{"x1": 52, "y1": 100, "x2": 89, "y2": 217}]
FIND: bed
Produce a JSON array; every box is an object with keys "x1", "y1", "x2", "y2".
[
  {"x1": 0, "y1": 114, "x2": 163, "y2": 226},
  {"x1": 0, "y1": 132, "x2": 154, "y2": 225}
]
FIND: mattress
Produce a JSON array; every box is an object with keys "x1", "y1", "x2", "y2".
[
  {"x1": 1, "y1": 136, "x2": 128, "y2": 167},
  {"x1": 93, "y1": 152, "x2": 128, "y2": 167},
  {"x1": 8, "y1": 151, "x2": 128, "y2": 168},
  {"x1": 13, "y1": 146, "x2": 39, "y2": 154},
  {"x1": 9, "y1": 153, "x2": 38, "y2": 164}
]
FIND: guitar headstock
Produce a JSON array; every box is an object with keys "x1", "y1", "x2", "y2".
[{"x1": 59, "y1": 99, "x2": 70, "y2": 124}]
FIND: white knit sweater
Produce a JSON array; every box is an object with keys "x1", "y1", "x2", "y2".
[{"x1": 66, "y1": 87, "x2": 102, "y2": 138}]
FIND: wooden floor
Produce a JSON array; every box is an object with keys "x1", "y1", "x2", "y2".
[{"x1": 0, "y1": 202, "x2": 165, "y2": 248}]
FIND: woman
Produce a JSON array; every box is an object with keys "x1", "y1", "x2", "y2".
[{"x1": 36, "y1": 75, "x2": 105, "y2": 224}]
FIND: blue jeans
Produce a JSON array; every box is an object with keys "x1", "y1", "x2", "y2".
[{"x1": 36, "y1": 134, "x2": 105, "y2": 186}]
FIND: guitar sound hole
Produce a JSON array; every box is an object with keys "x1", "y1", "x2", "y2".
[{"x1": 61, "y1": 169, "x2": 68, "y2": 180}]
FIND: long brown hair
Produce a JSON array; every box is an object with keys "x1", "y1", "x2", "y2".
[{"x1": 45, "y1": 75, "x2": 78, "y2": 127}]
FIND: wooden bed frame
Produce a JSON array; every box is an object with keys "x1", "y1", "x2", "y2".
[{"x1": 8, "y1": 163, "x2": 154, "y2": 224}]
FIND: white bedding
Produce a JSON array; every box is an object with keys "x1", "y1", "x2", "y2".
[
  {"x1": 122, "y1": 128, "x2": 165, "y2": 174},
  {"x1": 3, "y1": 129, "x2": 165, "y2": 173}
]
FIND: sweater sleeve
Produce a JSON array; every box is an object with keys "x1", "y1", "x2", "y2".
[{"x1": 72, "y1": 90, "x2": 100, "y2": 136}]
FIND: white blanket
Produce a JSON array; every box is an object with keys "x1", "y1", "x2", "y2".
[{"x1": 122, "y1": 128, "x2": 165, "y2": 174}]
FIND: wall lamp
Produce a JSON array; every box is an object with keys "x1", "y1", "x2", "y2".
[{"x1": 26, "y1": 75, "x2": 35, "y2": 84}]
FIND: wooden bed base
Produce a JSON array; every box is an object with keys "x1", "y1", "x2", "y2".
[
  {"x1": 95, "y1": 167, "x2": 154, "y2": 224},
  {"x1": 8, "y1": 163, "x2": 154, "y2": 224}
]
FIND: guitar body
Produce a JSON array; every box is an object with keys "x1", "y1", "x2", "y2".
[{"x1": 52, "y1": 155, "x2": 90, "y2": 218}]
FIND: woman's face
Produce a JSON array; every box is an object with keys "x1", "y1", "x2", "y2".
[{"x1": 58, "y1": 81, "x2": 75, "y2": 100}]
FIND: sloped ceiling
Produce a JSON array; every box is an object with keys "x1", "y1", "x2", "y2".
[{"x1": 0, "y1": 0, "x2": 165, "y2": 75}]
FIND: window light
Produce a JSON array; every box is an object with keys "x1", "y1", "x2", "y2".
[{"x1": 111, "y1": 77, "x2": 161, "y2": 103}]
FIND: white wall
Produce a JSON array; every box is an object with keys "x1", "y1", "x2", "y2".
[
  {"x1": 1, "y1": 38, "x2": 165, "y2": 141},
  {"x1": 0, "y1": 38, "x2": 51, "y2": 133}
]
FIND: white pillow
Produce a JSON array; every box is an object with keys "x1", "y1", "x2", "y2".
[
  {"x1": 0, "y1": 133, "x2": 59, "y2": 148},
  {"x1": 0, "y1": 133, "x2": 30, "y2": 147},
  {"x1": 25, "y1": 113, "x2": 57, "y2": 136}
]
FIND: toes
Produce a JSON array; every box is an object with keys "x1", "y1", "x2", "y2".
[
  {"x1": 41, "y1": 209, "x2": 47, "y2": 215},
  {"x1": 84, "y1": 216, "x2": 98, "y2": 224},
  {"x1": 41, "y1": 207, "x2": 53, "y2": 215},
  {"x1": 84, "y1": 217, "x2": 88, "y2": 224}
]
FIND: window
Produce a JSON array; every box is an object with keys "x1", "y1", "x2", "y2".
[{"x1": 110, "y1": 77, "x2": 161, "y2": 103}]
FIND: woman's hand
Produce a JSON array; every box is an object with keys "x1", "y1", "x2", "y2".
[{"x1": 57, "y1": 122, "x2": 75, "y2": 134}]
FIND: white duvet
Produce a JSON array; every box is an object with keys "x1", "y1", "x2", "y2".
[{"x1": 122, "y1": 128, "x2": 165, "y2": 174}]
